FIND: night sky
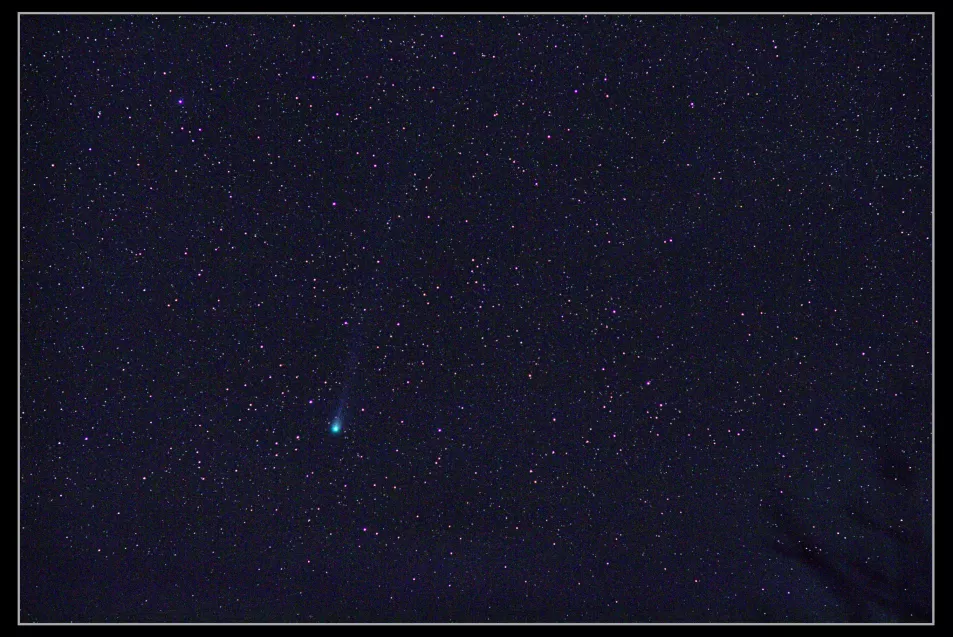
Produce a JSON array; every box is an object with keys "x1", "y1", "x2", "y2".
[{"x1": 20, "y1": 14, "x2": 932, "y2": 623}]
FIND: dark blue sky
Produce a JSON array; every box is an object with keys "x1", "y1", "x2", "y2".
[{"x1": 20, "y1": 14, "x2": 932, "y2": 622}]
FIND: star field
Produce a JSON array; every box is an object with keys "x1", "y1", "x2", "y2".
[{"x1": 20, "y1": 14, "x2": 932, "y2": 623}]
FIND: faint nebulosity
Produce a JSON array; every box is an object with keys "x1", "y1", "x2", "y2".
[{"x1": 20, "y1": 14, "x2": 932, "y2": 623}]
